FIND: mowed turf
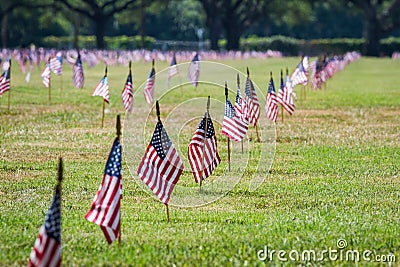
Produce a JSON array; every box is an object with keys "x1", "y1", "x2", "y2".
[{"x1": 0, "y1": 56, "x2": 399, "y2": 266}]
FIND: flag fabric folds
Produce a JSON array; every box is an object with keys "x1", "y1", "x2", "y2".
[
  {"x1": 41, "y1": 63, "x2": 51, "y2": 88},
  {"x1": 188, "y1": 113, "x2": 220, "y2": 183},
  {"x1": 277, "y1": 74, "x2": 295, "y2": 115},
  {"x1": 290, "y1": 56, "x2": 309, "y2": 86},
  {"x1": 137, "y1": 121, "x2": 183, "y2": 204},
  {"x1": 168, "y1": 54, "x2": 179, "y2": 82},
  {"x1": 265, "y1": 77, "x2": 279, "y2": 122},
  {"x1": 29, "y1": 185, "x2": 62, "y2": 267},
  {"x1": 234, "y1": 85, "x2": 248, "y2": 124},
  {"x1": 244, "y1": 76, "x2": 260, "y2": 127},
  {"x1": 73, "y1": 53, "x2": 84, "y2": 89},
  {"x1": 188, "y1": 53, "x2": 200, "y2": 87},
  {"x1": 222, "y1": 96, "x2": 248, "y2": 142},
  {"x1": 121, "y1": 70, "x2": 133, "y2": 112},
  {"x1": 144, "y1": 66, "x2": 156, "y2": 104},
  {"x1": 0, "y1": 63, "x2": 10, "y2": 96},
  {"x1": 50, "y1": 54, "x2": 63, "y2": 75},
  {"x1": 85, "y1": 138, "x2": 122, "y2": 244},
  {"x1": 92, "y1": 75, "x2": 109, "y2": 103}
]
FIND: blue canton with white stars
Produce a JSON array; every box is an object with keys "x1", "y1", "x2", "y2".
[
  {"x1": 44, "y1": 187, "x2": 61, "y2": 243},
  {"x1": 198, "y1": 113, "x2": 215, "y2": 139},
  {"x1": 268, "y1": 78, "x2": 276, "y2": 93},
  {"x1": 105, "y1": 138, "x2": 122, "y2": 177},
  {"x1": 224, "y1": 98, "x2": 235, "y2": 119},
  {"x1": 151, "y1": 121, "x2": 172, "y2": 159}
]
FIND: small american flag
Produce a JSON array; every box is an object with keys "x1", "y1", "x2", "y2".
[
  {"x1": 92, "y1": 75, "x2": 109, "y2": 103},
  {"x1": 85, "y1": 138, "x2": 122, "y2": 244},
  {"x1": 291, "y1": 56, "x2": 309, "y2": 86},
  {"x1": 222, "y1": 96, "x2": 248, "y2": 142},
  {"x1": 168, "y1": 54, "x2": 178, "y2": 81},
  {"x1": 121, "y1": 70, "x2": 133, "y2": 112},
  {"x1": 73, "y1": 53, "x2": 84, "y2": 89},
  {"x1": 29, "y1": 185, "x2": 61, "y2": 267},
  {"x1": 234, "y1": 85, "x2": 248, "y2": 124},
  {"x1": 137, "y1": 121, "x2": 183, "y2": 204},
  {"x1": 244, "y1": 76, "x2": 260, "y2": 127},
  {"x1": 188, "y1": 53, "x2": 200, "y2": 87},
  {"x1": 277, "y1": 74, "x2": 294, "y2": 115},
  {"x1": 188, "y1": 113, "x2": 220, "y2": 183},
  {"x1": 41, "y1": 63, "x2": 51, "y2": 88},
  {"x1": 265, "y1": 77, "x2": 278, "y2": 122},
  {"x1": 50, "y1": 54, "x2": 62, "y2": 76},
  {"x1": 143, "y1": 66, "x2": 156, "y2": 104},
  {"x1": 0, "y1": 64, "x2": 10, "y2": 96}
]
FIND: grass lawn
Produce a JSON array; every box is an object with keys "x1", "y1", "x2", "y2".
[{"x1": 0, "y1": 56, "x2": 399, "y2": 266}]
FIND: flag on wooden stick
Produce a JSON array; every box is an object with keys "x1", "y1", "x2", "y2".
[
  {"x1": 137, "y1": 101, "x2": 183, "y2": 205},
  {"x1": 29, "y1": 158, "x2": 63, "y2": 267},
  {"x1": 85, "y1": 137, "x2": 122, "y2": 244},
  {"x1": 73, "y1": 52, "x2": 84, "y2": 89},
  {"x1": 41, "y1": 62, "x2": 51, "y2": 88},
  {"x1": 265, "y1": 73, "x2": 278, "y2": 122},
  {"x1": 121, "y1": 62, "x2": 133, "y2": 112},
  {"x1": 168, "y1": 53, "x2": 179, "y2": 82},
  {"x1": 277, "y1": 70, "x2": 294, "y2": 115},
  {"x1": 0, "y1": 61, "x2": 11, "y2": 96},
  {"x1": 50, "y1": 53, "x2": 63, "y2": 76},
  {"x1": 144, "y1": 59, "x2": 156, "y2": 105},
  {"x1": 92, "y1": 67, "x2": 109, "y2": 103},
  {"x1": 291, "y1": 55, "x2": 309, "y2": 86},
  {"x1": 188, "y1": 108, "x2": 220, "y2": 184},
  {"x1": 244, "y1": 68, "x2": 260, "y2": 127},
  {"x1": 188, "y1": 53, "x2": 200, "y2": 87}
]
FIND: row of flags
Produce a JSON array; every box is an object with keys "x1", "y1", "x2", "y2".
[{"x1": 26, "y1": 52, "x2": 361, "y2": 266}]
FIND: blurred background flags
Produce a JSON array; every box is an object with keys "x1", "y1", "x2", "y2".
[
  {"x1": 188, "y1": 112, "x2": 220, "y2": 183},
  {"x1": 244, "y1": 70, "x2": 260, "y2": 127},
  {"x1": 144, "y1": 60, "x2": 156, "y2": 104},
  {"x1": 168, "y1": 53, "x2": 179, "y2": 82},
  {"x1": 265, "y1": 75, "x2": 278, "y2": 122},
  {"x1": 0, "y1": 61, "x2": 10, "y2": 96},
  {"x1": 41, "y1": 61, "x2": 51, "y2": 88},
  {"x1": 50, "y1": 52, "x2": 63, "y2": 76},
  {"x1": 92, "y1": 69, "x2": 109, "y2": 103},
  {"x1": 73, "y1": 52, "x2": 84, "y2": 89},
  {"x1": 85, "y1": 138, "x2": 122, "y2": 244},
  {"x1": 291, "y1": 56, "x2": 309, "y2": 86},
  {"x1": 137, "y1": 120, "x2": 183, "y2": 204},
  {"x1": 188, "y1": 53, "x2": 200, "y2": 87},
  {"x1": 121, "y1": 63, "x2": 133, "y2": 112}
]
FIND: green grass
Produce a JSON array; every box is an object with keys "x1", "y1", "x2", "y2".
[{"x1": 0, "y1": 56, "x2": 400, "y2": 266}]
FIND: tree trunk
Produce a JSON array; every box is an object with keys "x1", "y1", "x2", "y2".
[
  {"x1": 206, "y1": 17, "x2": 221, "y2": 50},
  {"x1": 1, "y1": 13, "x2": 9, "y2": 48},
  {"x1": 73, "y1": 17, "x2": 80, "y2": 49},
  {"x1": 95, "y1": 18, "x2": 106, "y2": 49},
  {"x1": 364, "y1": 16, "x2": 382, "y2": 56},
  {"x1": 140, "y1": 4, "x2": 146, "y2": 49},
  {"x1": 225, "y1": 24, "x2": 241, "y2": 51}
]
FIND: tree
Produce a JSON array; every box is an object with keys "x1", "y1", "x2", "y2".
[
  {"x1": 56, "y1": 0, "x2": 141, "y2": 48},
  {"x1": 199, "y1": 0, "x2": 223, "y2": 50},
  {"x1": 347, "y1": 0, "x2": 400, "y2": 56}
]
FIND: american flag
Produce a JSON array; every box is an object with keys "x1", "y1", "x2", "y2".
[
  {"x1": 143, "y1": 66, "x2": 156, "y2": 104},
  {"x1": 244, "y1": 76, "x2": 260, "y2": 127},
  {"x1": 121, "y1": 70, "x2": 133, "y2": 112},
  {"x1": 29, "y1": 185, "x2": 61, "y2": 267},
  {"x1": 188, "y1": 113, "x2": 220, "y2": 183},
  {"x1": 290, "y1": 56, "x2": 309, "y2": 86},
  {"x1": 277, "y1": 74, "x2": 294, "y2": 115},
  {"x1": 73, "y1": 53, "x2": 84, "y2": 89},
  {"x1": 234, "y1": 85, "x2": 248, "y2": 124},
  {"x1": 137, "y1": 121, "x2": 183, "y2": 204},
  {"x1": 265, "y1": 77, "x2": 278, "y2": 122},
  {"x1": 92, "y1": 75, "x2": 109, "y2": 103},
  {"x1": 41, "y1": 63, "x2": 51, "y2": 88},
  {"x1": 0, "y1": 64, "x2": 10, "y2": 96},
  {"x1": 168, "y1": 54, "x2": 178, "y2": 81},
  {"x1": 188, "y1": 53, "x2": 200, "y2": 87},
  {"x1": 50, "y1": 54, "x2": 62, "y2": 75},
  {"x1": 222, "y1": 96, "x2": 248, "y2": 142},
  {"x1": 85, "y1": 138, "x2": 122, "y2": 244}
]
